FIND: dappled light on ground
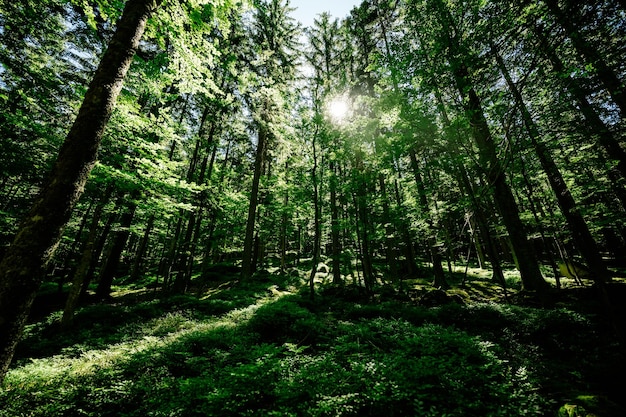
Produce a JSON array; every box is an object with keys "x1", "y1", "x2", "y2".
[{"x1": 3, "y1": 267, "x2": 626, "y2": 416}]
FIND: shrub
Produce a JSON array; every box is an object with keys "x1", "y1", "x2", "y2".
[{"x1": 246, "y1": 297, "x2": 320, "y2": 344}]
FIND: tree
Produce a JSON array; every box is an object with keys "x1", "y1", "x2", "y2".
[
  {"x1": 423, "y1": 0, "x2": 551, "y2": 294},
  {"x1": 241, "y1": 0, "x2": 299, "y2": 278},
  {"x1": 0, "y1": 0, "x2": 163, "y2": 382},
  {"x1": 542, "y1": 0, "x2": 626, "y2": 117},
  {"x1": 0, "y1": 0, "x2": 99, "y2": 246},
  {"x1": 306, "y1": 13, "x2": 345, "y2": 283}
]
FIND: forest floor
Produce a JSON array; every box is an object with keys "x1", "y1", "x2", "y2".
[{"x1": 1, "y1": 263, "x2": 626, "y2": 417}]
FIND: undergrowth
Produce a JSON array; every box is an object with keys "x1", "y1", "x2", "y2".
[{"x1": 1, "y1": 271, "x2": 624, "y2": 416}]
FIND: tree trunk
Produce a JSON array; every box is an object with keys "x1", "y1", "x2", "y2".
[
  {"x1": 379, "y1": 175, "x2": 399, "y2": 282},
  {"x1": 535, "y1": 24, "x2": 626, "y2": 180},
  {"x1": 354, "y1": 152, "x2": 375, "y2": 292},
  {"x1": 393, "y1": 177, "x2": 419, "y2": 278},
  {"x1": 80, "y1": 203, "x2": 119, "y2": 298},
  {"x1": 309, "y1": 126, "x2": 321, "y2": 300},
  {"x1": 130, "y1": 214, "x2": 155, "y2": 281},
  {"x1": 330, "y1": 160, "x2": 343, "y2": 284},
  {"x1": 453, "y1": 63, "x2": 549, "y2": 294},
  {"x1": 280, "y1": 161, "x2": 290, "y2": 272},
  {"x1": 0, "y1": 0, "x2": 161, "y2": 382},
  {"x1": 426, "y1": 60, "x2": 505, "y2": 291},
  {"x1": 61, "y1": 186, "x2": 113, "y2": 328},
  {"x1": 171, "y1": 211, "x2": 197, "y2": 294},
  {"x1": 160, "y1": 214, "x2": 183, "y2": 290},
  {"x1": 59, "y1": 199, "x2": 95, "y2": 282},
  {"x1": 494, "y1": 43, "x2": 613, "y2": 284},
  {"x1": 242, "y1": 124, "x2": 267, "y2": 278},
  {"x1": 95, "y1": 194, "x2": 138, "y2": 299},
  {"x1": 495, "y1": 42, "x2": 624, "y2": 337},
  {"x1": 409, "y1": 149, "x2": 449, "y2": 289},
  {"x1": 468, "y1": 214, "x2": 487, "y2": 269}
]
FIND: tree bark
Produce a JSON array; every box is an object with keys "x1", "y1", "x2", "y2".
[
  {"x1": 61, "y1": 186, "x2": 113, "y2": 328},
  {"x1": 409, "y1": 149, "x2": 449, "y2": 289},
  {"x1": 493, "y1": 44, "x2": 613, "y2": 284},
  {"x1": 354, "y1": 152, "x2": 375, "y2": 292},
  {"x1": 309, "y1": 126, "x2": 321, "y2": 300},
  {"x1": 130, "y1": 214, "x2": 155, "y2": 281},
  {"x1": 242, "y1": 123, "x2": 267, "y2": 278},
  {"x1": 379, "y1": 175, "x2": 399, "y2": 282},
  {"x1": 393, "y1": 177, "x2": 419, "y2": 278},
  {"x1": 95, "y1": 193, "x2": 139, "y2": 299},
  {"x1": 453, "y1": 63, "x2": 550, "y2": 294},
  {"x1": 0, "y1": 0, "x2": 161, "y2": 382},
  {"x1": 330, "y1": 160, "x2": 343, "y2": 284}
]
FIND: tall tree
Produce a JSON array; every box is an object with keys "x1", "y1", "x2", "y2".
[
  {"x1": 491, "y1": 43, "x2": 613, "y2": 284},
  {"x1": 241, "y1": 0, "x2": 299, "y2": 278},
  {"x1": 406, "y1": 0, "x2": 551, "y2": 294},
  {"x1": 0, "y1": 0, "x2": 163, "y2": 382},
  {"x1": 306, "y1": 12, "x2": 344, "y2": 283}
]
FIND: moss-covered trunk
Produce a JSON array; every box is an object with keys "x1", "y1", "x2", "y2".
[{"x1": 0, "y1": 0, "x2": 162, "y2": 382}]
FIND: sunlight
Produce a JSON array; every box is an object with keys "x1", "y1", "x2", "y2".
[{"x1": 327, "y1": 98, "x2": 349, "y2": 122}]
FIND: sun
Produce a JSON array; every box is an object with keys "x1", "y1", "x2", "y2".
[{"x1": 327, "y1": 98, "x2": 349, "y2": 122}]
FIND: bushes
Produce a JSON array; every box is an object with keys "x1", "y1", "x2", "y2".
[
  {"x1": 246, "y1": 297, "x2": 325, "y2": 345},
  {"x1": 6, "y1": 279, "x2": 616, "y2": 417}
]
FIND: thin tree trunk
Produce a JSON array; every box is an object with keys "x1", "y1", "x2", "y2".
[
  {"x1": 393, "y1": 177, "x2": 419, "y2": 278},
  {"x1": 493, "y1": 44, "x2": 613, "y2": 284},
  {"x1": 95, "y1": 193, "x2": 139, "y2": 299},
  {"x1": 242, "y1": 123, "x2": 267, "y2": 278},
  {"x1": 309, "y1": 126, "x2": 321, "y2": 300},
  {"x1": 280, "y1": 161, "x2": 290, "y2": 272},
  {"x1": 428, "y1": 0, "x2": 547, "y2": 294},
  {"x1": 60, "y1": 199, "x2": 95, "y2": 281},
  {"x1": 535, "y1": 24, "x2": 626, "y2": 180},
  {"x1": 354, "y1": 152, "x2": 375, "y2": 292},
  {"x1": 61, "y1": 186, "x2": 113, "y2": 328},
  {"x1": 172, "y1": 212, "x2": 196, "y2": 294},
  {"x1": 160, "y1": 215, "x2": 183, "y2": 290},
  {"x1": 185, "y1": 209, "x2": 204, "y2": 282},
  {"x1": 379, "y1": 175, "x2": 398, "y2": 282},
  {"x1": 495, "y1": 42, "x2": 623, "y2": 339},
  {"x1": 442, "y1": 132, "x2": 509, "y2": 295},
  {"x1": 81, "y1": 203, "x2": 119, "y2": 299},
  {"x1": 330, "y1": 160, "x2": 343, "y2": 284},
  {"x1": 453, "y1": 63, "x2": 549, "y2": 294},
  {"x1": 0, "y1": 0, "x2": 161, "y2": 382},
  {"x1": 426, "y1": 60, "x2": 505, "y2": 291},
  {"x1": 409, "y1": 149, "x2": 449, "y2": 289},
  {"x1": 130, "y1": 214, "x2": 155, "y2": 281},
  {"x1": 468, "y1": 214, "x2": 486, "y2": 269}
]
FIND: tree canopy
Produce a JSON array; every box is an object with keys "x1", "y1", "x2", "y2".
[{"x1": 1, "y1": 0, "x2": 626, "y2": 414}]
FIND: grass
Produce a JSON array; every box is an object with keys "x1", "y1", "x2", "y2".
[{"x1": 1, "y1": 264, "x2": 625, "y2": 416}]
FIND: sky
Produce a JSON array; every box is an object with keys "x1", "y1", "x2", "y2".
[{"x1": 290, "y1": 0, "x2": 361, "y2": 28}]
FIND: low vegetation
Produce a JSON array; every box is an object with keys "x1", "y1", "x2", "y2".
[{"x1": 2, "y1": 266, "x2": 625, "y2": 417}]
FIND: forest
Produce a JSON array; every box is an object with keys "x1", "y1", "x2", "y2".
[{"x1": 1, "y1": 0, "x2": 626, "y2": 415}]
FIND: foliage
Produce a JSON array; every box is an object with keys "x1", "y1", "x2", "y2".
[
  {"x1": 1, "y1": 0, "x2": 626, "y2": 414},
  {"x1": 4, "y1": 269, "x2": 624, "y2": 416}
]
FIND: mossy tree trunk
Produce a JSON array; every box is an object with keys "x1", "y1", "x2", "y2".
[{"x1": 0, "y1": 0, "x2": 162, "y2": 382}]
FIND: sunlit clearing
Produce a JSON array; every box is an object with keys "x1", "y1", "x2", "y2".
[{"x1": 328, "y1": 98, "x2": 349, "y2": 122}]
